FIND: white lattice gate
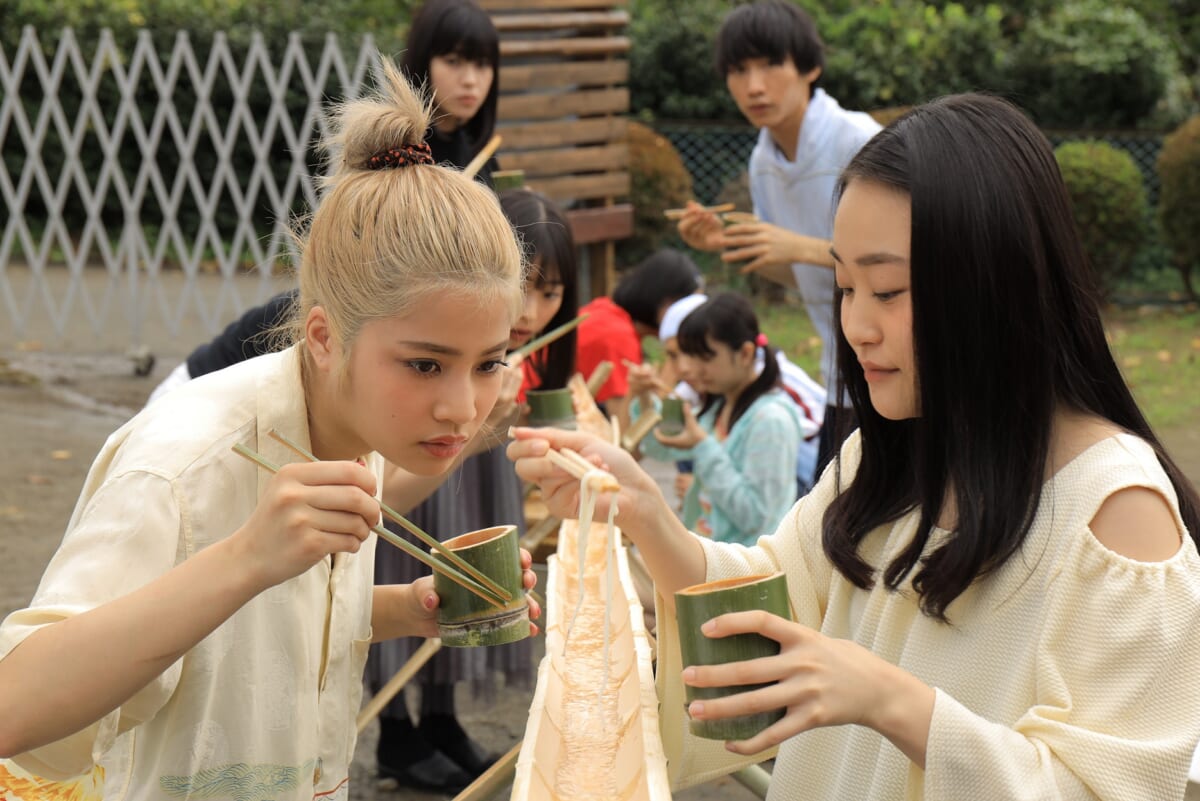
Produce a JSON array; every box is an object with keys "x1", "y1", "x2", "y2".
[{"x1": 0, "y1": 26, "x2": 377, "y2": 346}]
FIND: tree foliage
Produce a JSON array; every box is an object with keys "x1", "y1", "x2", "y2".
[
  {"x1": 626, "y1": 0, "x2": 1197, "y2": 129},
  {"x1": 1007, "y1": 0, "x2": 1176, "y2": 129}
]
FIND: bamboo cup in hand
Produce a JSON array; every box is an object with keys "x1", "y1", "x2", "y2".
[
  {"x1": 675, "y1": 572, "x2": 792, "y2": 740},
  {"x1": 436, "y1": 525, "x2": 530, "y2": 647},
  {"x1": 525, "y1": 387, "x2": 577, "y2": 430},
  {"x1": 658, "y1": 395, "x2": 686, "y2": 436}
]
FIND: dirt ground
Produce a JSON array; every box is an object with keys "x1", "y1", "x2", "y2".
[{"x1": 1, "y1": 290, "x2": 1198, "y2": 799}]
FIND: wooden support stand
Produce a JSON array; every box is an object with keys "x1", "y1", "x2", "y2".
[
  {"x1": 356, "y1": 638, "x2": 442, "y2": 733},
  {"x1": 484, "y1": 0, "x2": 633, "y2": 298}
]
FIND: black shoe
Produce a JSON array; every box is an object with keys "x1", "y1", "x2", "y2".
[
  {"x1": 378, "y1": 749, "x2": 472, "y2": 795},
  {"x1": 418, "y1": 714, "x2": 499, "y2": 779},
  {"x1": 437, "y1": 735, "x2": 498, "y2": 779}
]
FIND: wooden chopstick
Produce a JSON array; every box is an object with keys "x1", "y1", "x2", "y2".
[
  {"x1": 463, "y1": 134, "x2": 502, "y2": 179},
  {"x1": 662, "y1": 202, "x2": 735, "y2": 221},
  {"x1": 231, "y1": 443, "x2": 506, "y2": 609},
  {"x1": 266, "y1": 430, "x2": 512, "y2": 603},
  {"x1": 585, "y1": 360, "x2": 613, "y2": 396},
  {"x1": 512, "y1": 314, "x2": 588, "y2": 361},
  {"x1": 560, "y1": 447, "x2": 597, "y2": 476},
  {"x1": 544, "y1": 448, "x2": 620, "y2": 493}
]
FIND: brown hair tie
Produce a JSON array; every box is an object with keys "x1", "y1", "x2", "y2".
[{"x1": 366, "y1": 141, "x2": 434, "y2": 170}]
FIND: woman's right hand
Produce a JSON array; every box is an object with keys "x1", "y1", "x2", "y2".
[
  {"x1": 677, "y1": 200, "x2": 726, "y2": 252},
  {"x1": 232, "y1": 460, "x2": 379, "y2": 589},
  {"x1": 507, "y1": 427, "x2": 668, "y2": 536}
]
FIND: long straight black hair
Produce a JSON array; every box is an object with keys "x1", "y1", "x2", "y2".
[
  {"x1": 402, "y1": 0, "x2": 500, "y2": 155},
  {"x1": 677, "y1": 292, "x2": 781, "y2": 430},
  {"x1": 500, "y1": 189, "x2": 578, "y2": 389},
  {"x1": 823, "y1": 93, "x2": 1200, "y2": 620}
]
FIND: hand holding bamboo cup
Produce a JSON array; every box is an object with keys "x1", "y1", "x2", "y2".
[{"x1": 675, "y1": 572, "x2": 794, "y2": 741}]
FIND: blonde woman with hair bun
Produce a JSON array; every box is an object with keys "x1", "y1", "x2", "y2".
[{"x1": 0, "y1": 60, "x2": 539, "y2": 800}]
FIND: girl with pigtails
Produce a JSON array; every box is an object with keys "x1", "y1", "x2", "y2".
[
  {"x1": 635, "y1": 292, "x2": 805, "y2": 545},
  {"x1": 0, "y1": 61, "x2": 538, "y2": 800}
]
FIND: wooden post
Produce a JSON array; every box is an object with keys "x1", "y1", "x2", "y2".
[{"x1": 452, "y1": 742, "x2": 522, "y2": 801}]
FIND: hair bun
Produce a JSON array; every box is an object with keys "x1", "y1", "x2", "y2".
[{"x1": 325, "y1": 60, "x2": 433, "y2": 175}]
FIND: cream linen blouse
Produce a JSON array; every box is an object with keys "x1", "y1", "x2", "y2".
[
  {"x1": 0, "y1": 346, "x2": 380, "y2": 801},
  {"x1": 658, "y1": 430, "x2": 1200, "y2": 800}
]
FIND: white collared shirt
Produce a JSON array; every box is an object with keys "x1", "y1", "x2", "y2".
[{"x1": 1, "y1": 345, "x2": 379, "y2": 801}]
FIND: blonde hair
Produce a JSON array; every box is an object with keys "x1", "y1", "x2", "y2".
[{"x1": 286, "y1": 59, "x2": 524, "y2": 361}]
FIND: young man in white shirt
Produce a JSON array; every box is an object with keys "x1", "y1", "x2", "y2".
[{"x1": 678, "y1": 0, "x2": 879, "y2": 480}]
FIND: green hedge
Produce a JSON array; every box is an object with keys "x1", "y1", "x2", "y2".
[
  {"x1": 1055, "y1": 140, "x2": 1149, "y2": 295},
  {"x1": 819, "y1": 1, "x2": 1007, "y2": 111},
  {"x1": 1157, "y1": 115, "x2": 1200, "y2": 299}
]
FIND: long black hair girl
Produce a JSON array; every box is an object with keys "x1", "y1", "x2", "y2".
[{"x1": 823, "y1": 93, "x2": 1200, "y2": 621}]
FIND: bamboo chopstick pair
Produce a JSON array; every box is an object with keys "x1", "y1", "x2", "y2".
[
  {"x1": 506, "y1": 423, "x2": 618, "y2": 492},
  {"x1": 542, "y1": 446, "x2": 621, "y2": 493},
  {"x1": 231, "y1": 429, "x2": 511, "y2": 609},
  {"x1": 662, "y1": 202, "x2": 735, "y2": 220}
]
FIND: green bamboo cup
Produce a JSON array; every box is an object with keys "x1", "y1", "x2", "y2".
[
  {"x1": 675, "y1": 572, "x2": 792, "y2": 741},
  {"x1": 435, "y1": 525, "x2": 530, "y2": 648},
  {"x1": 525, "y1": 387, "x2": 576, "y2": 430},
  {"x1": 492, "y1": 169, "x2": 525, "y2": 191},
  {"x1": 658, "y1": 395, "x2": 686, "y2": 436}
]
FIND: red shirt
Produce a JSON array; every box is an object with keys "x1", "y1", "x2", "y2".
[
  {"x1": 516, "y1": 355, "x2": 543, "y2": 404},
  {"x1": 575, "y1": 297, "x2": 642, "y2": 403}
]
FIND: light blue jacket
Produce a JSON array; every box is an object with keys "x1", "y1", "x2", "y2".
[{"x1": 637, "y1": 389, "x2": 803, "y2": 545}]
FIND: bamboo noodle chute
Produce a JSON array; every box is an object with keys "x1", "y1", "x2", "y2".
[{"x1": 512, "y1": 500, "x2": 670, "y2": 800}]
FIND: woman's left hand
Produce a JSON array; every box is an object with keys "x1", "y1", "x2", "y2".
[
  {"x1": 683, "y1": 611, "x2": 935, "y2": 765},
  {"x1": 384, "y1": 548, "x2": 540, "y2": 639},
  {"x1": 654, "y1": 401, "x2": 706, "y2": 450},
  {"x1": 721, "y1": 222, "x2": 833, "y2": 272}
]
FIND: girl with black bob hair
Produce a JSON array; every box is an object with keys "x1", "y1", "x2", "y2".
[
  {"x1": 509, "y1": 93, "x2": 1200, "y2": 799},
  {"x1": 635, "y1": 291, "x2": 805, "y2": 546},
  {"x1": 366, "y1": 188, "x2": 579, "y2": 794},
  {"x1": 402, "y1": 0, "x2": 500, "y2": 183}
]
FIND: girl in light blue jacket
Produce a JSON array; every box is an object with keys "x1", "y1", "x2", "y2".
[{"x1": 637, "y1": 292, "x2": 804, "y2": 545}]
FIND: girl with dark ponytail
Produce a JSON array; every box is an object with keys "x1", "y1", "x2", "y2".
[{"x1": 637, "y1": 291, "x2": 804, "y2": 545}]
